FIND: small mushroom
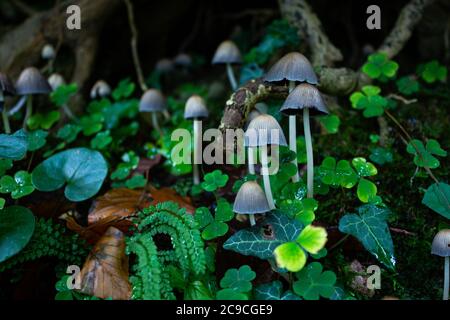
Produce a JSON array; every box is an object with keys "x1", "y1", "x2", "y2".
[
  {"x1": 212, "y1": 40, "x2": 242, "y2": 90},
  {"x1": 233, "y1": 181, "x2": 271, "y2": 226},
  {"x1": 41, "y1": 44, "x2": 56, "y2": 60},
  {"x1": 0, "y1": 73, "x2": 16, "y2": 134},
  {"x1": 174, "y1": 53, "x2": 192, "y2": 68},
  {"x1": 281, "y1": 83, "x2": 329, "y2": 198},
  {"x1": 245, "y1": 114, "x2": 287, "y2": 209},
  {"x1": 90, "y1": 80, "x2": 111, "y2": 99},
  {"x1": 184, "y1": 95, "x2": 209, "y2": 185},
  {"x1": 139, "y1": 89, "x2": 167, "y2": 136},
  {"x1": 155, "y1": 58, "x2": 174, "y2": 74},
  {"x1": 264, "y1": 52, "x2": 318, "y2": 183},
  {"x1": 15, "y1": 67, "x2": 52, "y2": 130},
  {"x1": 431, "y1": 229, "x2": 450, "y2": 300}
]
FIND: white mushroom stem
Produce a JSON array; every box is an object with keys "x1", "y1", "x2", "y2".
[
  {"x1": 226, "y1": 63, "x2": 238, "y2": 90},
  {"x1": 0, "y1": 94, "x2": 10, "y2": 134},
  {"x1": 151, "y1": 112, "x2": 163, "y2": 136},
  {"x1": 248, "y1": 146, "x2": 256, "y2": 175},
  {"x1": 444, "y1": 256, "x2": 449, "y2": 300},
  {"x1": 249, "y1": 215, "x2": 256, "y2": 226},
  {"x1": 261, "y1": 145, "x2": 275, "y2": 210},
  {"x1": 192, "y1": 119, "x2": 202, "y2": 185},
  {"x1": 303, "y1": 108, "x2": 314, "y2": 198},
  {"x1": 62, "y1": 104, "x2": 76, "y2": 120},
  {"x1": 288, "y1": 81, "x2": 300, "y2": 182},
  {"x1": 8, "y1": 96, "x2": 27, "y2": 116},
  {"x1": 23, "y1": 95, "x2": 33, "y2": 130}
]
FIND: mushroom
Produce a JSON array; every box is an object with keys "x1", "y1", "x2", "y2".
[
  {"x1": 233, "y1": 181, "x2": 271, "y2": 226},
  {"x1": 264, "y1": 52, "x2": 318, "y2": 183},
  {"x1": 281, "y1": 83, "x2": 328, "y2": 198},
  {"x1": 0, "y1": 73, "x2": 16, "y2": 134},
  {"x1": 431, "y1": 229, "x2": 450, "y2": 300},
  {"x1": 90, "y1": 80, "x2": 111, "y2": 99},
  {"x1": 15, "y1": 67, "x2": 52, "y2": 130},
  {"x1": 184, "y1": 95, "x2": 209, "y2": 185},
  {"x1": 245, "y1": 114, "x2": 287, "y2": 209},
  {"x1": 41, "y1": 44, "x2": 56, "y2": 61},
  {"x1": 139, "y1": 89, "x2": 167, "y2": 137},
  {"x1": 212, "y1": 40, "x2": 242, "y2": 90},
  {"x1": 48, "y1": 73, "x2": 66, "y2": 91},
  {"x1": 155, "y1": 58, "x2": 174, "y2": 74},
  {"x1": 174, "y1": 53, "x2": 192, "y2": 68}
]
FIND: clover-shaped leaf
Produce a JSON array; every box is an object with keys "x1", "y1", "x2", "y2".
[
  {"x1": 396, "y1": 76, "x2": 419, "y2": 95},
  {"x1": 318, "y1": 157, "x2": 358, "y2": 188},
  {"x1": 201, "y1": 170, "x2": 229, "y2": 192},
  {"x1": 254, "y1": 281, "x2": 301, "y2": 300},
  {"x1": 352, "y1": 157, "x2": 377, "y2": 177},
  {"x1": 112, "y1": 79, "x2": 136, "y2": 101},
  {"x1": 79, "y1": 113, "x2": 104, "y2": 136},
  {"x1": 111, "y1": 151, "x2": 139, "y2": 180},
  {"x1": 90, "y1": 131, "x2": 112, "y2": 150},
  {"x1": 57, "y1": 124, "x2": 81, "y2": 143},
  {"x1": 220, "y1": 265, "x2": 256, "y2": 293},
  {"x1": 293, "y1": 262, "x2": 337, "y2": 300},
  {"x1": 369, "y1": 147, "x2": 393, "y2": 165},
  {"x1": 279, "y1": 198, "x2": 317, "y2": 225},
  {"x1": 417, "y1": 60, "x2": 447, "y2": 83},
  {"x1": 27, "y1": 111, "x2": 60, "y2": 131},
  {"x1": 27, "y1": 130, "x2": 48, "y2": 152},
  {"x1": 318, "y1": 115, "x2": 340, "y2": 134},
  {"x1": 407, "y1": 139, "x2": 447, "y2": 169},
  {"x1": 357, "y1": 178, "x2": 378, "y2": 203},
  {"x1": 195, "y1": 198, "x2": 234, "y2": 240},
  {"x1": 51, "y1": 83, "x2": 78, "y2": 106},
  {"x1": 362, "y1": 53, "x2": 398, "y2": 81},
  {"x1": 0, "y1": 171, "x2": 35, "y2": 199},
  {"x1": 125, "y1": 174, "x2": 146, "y2": 189},
  {"x1": 350, "y1": 85, "x2": 388, "y2": 117}
]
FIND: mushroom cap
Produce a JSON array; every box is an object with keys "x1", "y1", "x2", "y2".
[
  {"x1": 41, "y1": 44, "x2": 56, "y2": 60},
  {"x1": 15, "y1": 67, "x2": 52, "y2": 95},
  {"x1": 155, "y1": 58, "x2": 174, "y2": 73},
  {"x1": 139, "y1": 89, "x2": 167, "y2": 112},
  {"x1": 48, "y1": 73, "x2": 66, "y2": 91},
  {"x1": 281, "y1": 83, "x2": 329, "y2": 116},
  {"x1": 212, "y1": 40, "x2": 242, "y2": 65},
  {"x1": 90, "y1": 80, "x2": 111, "y2": 99},
  {"x1": 264, "y1": 52, "x2": 318, "y2": 84},
  {"x1": 431, "y1": 229, "x2": 450, "y2": 257},
  {"x1": 233, "y1": 181, "x2": 271, "y2": 215},
  {"x1": 174, "y1": 53, "x2": 192, "y2": 67},
  {"x1": 184, "y1": 95, "x2": 209, "y2": 120},
  {"x1": 0, "y1": 73, "x2": 16, "y2": 96},
  {"x1": 245, "y1": 114, "x2": 287, "y2": 147}
]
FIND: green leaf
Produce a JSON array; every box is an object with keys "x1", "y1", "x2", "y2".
[
  {"x1": 339, "y1": 205, "x2": 395, "y2": 269},
  {"x1": 184, "y1": 281, "x2": 213, "y2": 300},
  {"x1": 274, "y1": 241, "x2": 306, "y2": 272},
  {"x1": 297, "y1": 225, "x2": 327, "y2": 254},
  {"x1": 27, "y1": 130, "x2": 48, "y2": 152},
  {"x1": 202, "y1": 221, "x2": 228, "y2": 240},
  {"x1": 90, "y1": 130, "x2": 112, "y2": 150},
  {"x1": 352, "y1": 157, "x2": 378, "y2": 177},
  {"x1": 422, "y1": 183, "x2": 450, "y2": 219},
  {"x1": 125, "y1": 175, "x2": 146, "y2": 189},
  {"x1": 350, "y1": 85, "x2": 388, "y2": 117},
  {"x1": 369, "y1": 147, "x2": 393, "y2": 165},
  {"x1": 223, "y1": 212, "x2": 303, "y2": 259},
  {"x1": 296, "y1": 137, "x2": 307, "y2": 163},
  {"x1": 220, "y1": 265, "x2": 256, "y2": 293},
  {"x1": 51, "y1": 83, "x2": 78, "y2": 106},
  {"x1": 27, "y1": 111, "x2": 60, "y2": 130},
  {"x1": 0, "y1": 130, "x2": 28, "y2": 160},
  {"x1": 279, "y1": 198, "x2": 317, "y2": 225},
  {"x1": 216, "y1": 288, "x2": 248, "y2": 300},
  {"x1": 32, "y1": 148, "x2": 108, "y2": 202},
  {"x1": 396, "y1": 76, "x2": 419, "y2": 95},
  {"x1": 293, "y1": 262, "x2": 337, "y2": 300},
  {"x1": 418, "y1": 60, "x2": 447, "y2": 83},
  {"x1": 318, "y1": 115, "x2": 340, "y2": 134},
  {"x1": 79, "y1": 113, "x2": 104, "y2": 136},
  {"x1": 318, "y1": 157, "x2": 358, "y2": 188},
  {"x1": 195, "y1": 207, "x2": 214, "y2": 229},
  {"x1": 57, "y1": 124, "x2": 81, "y2": 143},
  {"x1": 201, "y1": 170, "x2": 229, "y2": 192},
  {"x1": 11, "y1": 171, "x2": 34, "y2": 199},
  {"x1": 215, "y1": 198, "x2": 234, "y2": 222},
  {"x1": 362, "y1": 53, "x2": 398, "y2": 80},
  {"x1": 0, "y1": 205, "x2": 35, "y2": 263},
  {"x1": 112, "y1": 79, "x2": 136, "y2": 101},
  {"x1": 407, "y1": 139, "x2": 447, "y2": 169},
  {"x1": 0, "y1": 159, "x2": 13, "y2": 176},
  {"x1": 0, "y1": 198, "x2": 4, "y2": 209},
  {"x1": 254, "y1": 281, "x2": 301, "y2": 300},
  {"x1": 357, "y1": 178, "x2": 378, "y2": 203}
]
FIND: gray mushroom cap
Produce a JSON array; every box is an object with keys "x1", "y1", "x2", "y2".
[
  {"x1": 212, "y1": 40, "x2": 242, "y2": 65},
  {"x1": 155, "y1": 58, "x2": 174, "y2": 73},
  {"x1": 41, "y1": 44, "x2": 56, "y2": 60},
  {"x1": 184, "y1": 95, "x2": 209, "y2": 120},
  {"x1": 431, "y1": 229, "x2": 450, "y2": 257},
  {"x1": 263, "y1": 52, "x2": 318, "y2": 84},
  {"x1": 139, "y1": 89, "x2": 167, "y2": 112},
  {"x1": 245, "y1": 114, "x2": 288, "y2": 147},
  {"x1": 281, "y1": 83, "x2": 329, "y2": 116},
  {"x1": 0, "y1": 73, "x2": 16, "y2": 96},
  {"x1": 48, "y1": 73, "x2": 66, "y2": 91},
  {"x1": 90, "y1": 80, "x2": 111, "y2": 99},
  {"x1": 233, "y1": 181, "x2": 271, "y2": 215},
  {"x1": 15, "y1": 67, "x2": 52, "y2": 95},
  {"x1": 174, "y1": 53, "x2": 192, "y2": 67}
]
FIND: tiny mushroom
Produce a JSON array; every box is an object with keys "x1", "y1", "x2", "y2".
[
  {"x1": 264, "y1": 52, "x2": 318, "y2": 183},
  {"x1": 41, "y1": 44, "x2": 56, "y2": 60},
  {"x1": 233, "y1": 181, "x2": 271, "y2": 226},
  {"x1": 174, "y1": 53, "x2": 192, "y2": 68},
  {"x1": 281, "y1": 83, "x2": 329, "y2": 198},
  {"x1": 212, "y1": 40, "x2": 242, "y2": 90},
  {"x1": 431, "y1": 229, "x2": 450, "y2": 300},
  {"x1": 90, "y1": 80, "x2": 111, "y2": 99},
  {"x1": 0, "y1": 72, "x2": 16, "y2": 134},
  {"x1": 155, "y1": 58, "x2": 174, "y2": 74},
  {"x1": 184, "y1": 95, "x2": 209, "y2": 185},
  {"x1": 48, "y1": 73, "x2": 66, "y2": 91},
  {"x1": 139, "y1": 89, "x2": 167, "y2": 136},
  {"x1": 245, "y1": 114, "x2": 287, "y2": 209},
  {"x1": 15, "y1": 67, "x2": 52, "y2": 130}
]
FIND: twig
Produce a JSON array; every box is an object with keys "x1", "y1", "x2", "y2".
[
  {"x1": 389, "y1": 227, "x2": 416, "y2": 236},
  {"x1": 387, "y1": 93, "x2": 418, "y2": 105}
]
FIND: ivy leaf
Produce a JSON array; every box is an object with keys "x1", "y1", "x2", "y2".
[
  {"x1": 418, "y1": 60, "x2": 447, "y2": 83},
  {"x1": 51, "y1": 83, "x2": 78, "y2": 106},
  {"x1": 422, "y1": 182, "x2": 450, "y2": 219},
  {"x1": 219, "y1": 265, "x2": 256, "y2": 293},
  {"x1": 369, "y1": 147, "x2": 393, "y2": 165},
  {"x1": 27, "y1": 111, "x2": 60, "y2": 130},
  {"x1": 318, "y1": 115, "x2": 340, "y2": 134},
  {"x1": 0, "y1": 206, "x2": 35, "y2": 263},
  {"x1": 27, "y1": 130, "x2": 48, "y2": 152},
  {"x1": 112, "y1": 79, "x2": 136, "y2": 101},
  {"x1": 293, "y1": 262, "x2": 337, "y2": 300},
  {"x1": 352, "y1": 157, "x2": 377, "y2": 177},
  {"x1": 201, "y1": 170, "x2": 229, "y2": 192},
  {"x1": 407, "y1": 139, "x2": 447, "y2": 169},
  {"x1": 0, "y1": 130, "x2": 28, "y2": 160},
  {"x1": 396, "y1": 76, "x2": 419, "y2": 95},
  {"x1": 362, "y1": 53, "x2": 398, "y2": 80},
  {"x1": 350, "y1": 85, "x2": 388, "y2": 117},
  {"x1": 339, "y1": 205, "x2": 395, "y2": 270},
  {"x1": 223, "y1": 212, "x2": 303, "y2": 259},
  {"x1": 32, "y1": 148, "x2": 108, "y2": 202},
  {"x1": 254, "y1": 281, "x2": 301, "y2": 300}
]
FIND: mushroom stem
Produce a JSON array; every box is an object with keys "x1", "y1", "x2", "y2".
[
  {"x1": 288, "y1": 81, "x2": 300, "y2": 183},
  {"x1": 248, "y1": 146, "x2": 256, "y2": 175},
  {"x1": 303, "y1": 108, "x2": 314, "y2": 198},
  {"x1": 193, "y1": 119, "x2": 202, "y2": 185},
  {"x1": 62, "y1": 104, "x2": 76, "y2": 120},
  {"x1": 444, "y1": 256, "x2": 449, "y2": 300},
  {"x1": 23, "y1": 95, "x2": 33, "y2": 130},
  {"x1": 8, "y1": 96, "x2": 27, "y2": 116},
  {"x1": 226, "y1": 63, "x2": 238, "y2": 90},
  {"x1": 2, "y1": 106, "x2": 11, "y2": 134},
  {"x1": 249, "y1": 215, "x2": 256, "y2": 226},
  {"x1": 261, "y1": 145, "x2": 275, "y2": 210},
  {"x1": 151, "y1": 112, "x2": 163, "y2": 136}
]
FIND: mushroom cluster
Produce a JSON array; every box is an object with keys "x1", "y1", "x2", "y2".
[{"x1": 431, "y1": 229, "x2": 450, "y2": 300}]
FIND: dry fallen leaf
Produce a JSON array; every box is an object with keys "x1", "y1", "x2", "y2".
[{"x1": 76, "y1": 226, "x2": 131, "y2": 300}]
